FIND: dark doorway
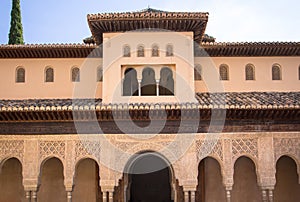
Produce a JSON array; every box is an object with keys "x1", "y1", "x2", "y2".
[{"x1": 128, "y1": 153, "x2": 172, "y2": 202}]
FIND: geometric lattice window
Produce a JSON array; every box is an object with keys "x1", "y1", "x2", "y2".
[
  {"x1": 219, "y1": 64, "x2": 229, "y2": 80},
  {"x1": 152, "y1": 44, "x2": 159, "y2": 57},
  {"x1": 272, "y1": 64, "x2": 281, "y2": 80},
  {"x1": 71, "y1": 67, "x2": 80, "y2": 82},
  {"x1": 137, "y1": 45, "x2": 145, "y2": 57},
  {"x1": 245, "y1": 64, "x2": 255, "y2": 80},
  {"x1": 166, "y1": 44, "x2": 174, "y2": 57},
  {"x1": 97, "y1": 66, "x2": 103, "y2": 82},
  {"x1": 123, "y1": 45, "x2": 131, "y2": 57},
  {"x1": 194, "y1": 64, "x2": 202, "y2": 80},
  {"x1": 45, "y1": 67, "x2": 54, "y2": 82},
  {"x1": 16, "y1": 67, "x2": 25, "y2": 83}
]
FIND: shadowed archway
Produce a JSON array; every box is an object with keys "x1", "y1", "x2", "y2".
[{"x1": 124, "y1": 152, "x2": 174, "y2": 202}]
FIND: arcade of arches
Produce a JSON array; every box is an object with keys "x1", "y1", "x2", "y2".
[{"x1": 0, "y1": 132, "x2": 300, "y2": 202}]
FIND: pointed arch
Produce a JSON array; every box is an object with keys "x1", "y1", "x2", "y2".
[{"x1": 159, "y1": 67, "x2": 174, "y2": 95}]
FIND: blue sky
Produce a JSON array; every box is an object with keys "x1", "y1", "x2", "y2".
[{"x1": 0, "y1": 0, "x2": 299, "y2": 44}]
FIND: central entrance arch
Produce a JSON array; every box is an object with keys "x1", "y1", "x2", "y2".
[{"x1": 124, "y1": 152, "x2": 174, "y2": 202}]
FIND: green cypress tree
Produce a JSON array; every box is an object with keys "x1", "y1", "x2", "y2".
[{"x1": 8, "y1": 0, "x2": 24, "y2": 44}]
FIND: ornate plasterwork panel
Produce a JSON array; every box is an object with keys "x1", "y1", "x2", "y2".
[
  {"x1": 39, "y1": 141, "x2": 65, "y2": 161},
  {"x1": 274, "y1": 138, "x2": 300, "y2": 161},
  {"x1": 0, "y1": 140, "x2": 24, "y2": 161},
  {"x1": 232, "y1": 138, "x2": 258, "y2": 161},
  {"x1": 196, "y1": 139, "x2": 223, "y2": 162},
  {"x1": 74, "y1": 140, "x2": 101, "y2": 162}
]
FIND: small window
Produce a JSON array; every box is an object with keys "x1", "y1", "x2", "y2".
[
  {"x1": 272, "y1": 64, "x2": 281, "y2": 80},
  {"x1": 152, "y1": 44, "x2": 159, "y2": 57},
  {"x1": 97, "y1": 66, "x2": 103, "y2": 82},
  {"x1": 45, "y1": 67, "x2": 54, "y2": 82},
  {"x1": 298, "y1": 66, "x2": 300, "y2": 80},
  {"x1": 194, "y1": 64, "x2": 202, "y2": 80},
  {"x1": 123, "y1": 45, "x2": 131, "y2": 57},
  {"x1": 245, "y1": 64, "x2": 255, "y2": 80},
  {"x1": 219, "y1": 64, "x2": 229, "y2": 80},
  {"x1": 137, "y1": 45, "x2": 145, "y2": 57},
  {"x1": 71, "y1": 67, "x2": 80, "y2": 82},
  {"x1": 16, "y1": 67, "x2": 25, "y2": 83},
  {"x1": 166, "y1": 44, "x2": 173, "y2": 56}
]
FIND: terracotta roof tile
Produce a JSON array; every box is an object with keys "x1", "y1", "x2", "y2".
[{"x1": 0, "y1": 92, "x2": 299, "y2": 112}]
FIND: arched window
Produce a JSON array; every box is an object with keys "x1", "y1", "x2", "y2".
[
  {"x1": 137, "y1": 45, "x2": 145, "y2": 57},
  {"x1": 16, "y1": 67, "x2": 25, "y2": 83},
  {"x1": 152, "y1": 44, "x2": 159, "y2": 57},
  {"x1": 123, "y1": 68, "x2": 138, "y2": 96},
  {"x1": 97, "y1": 66, "x2": 103, "y2": 82},
  {"x1": 219, "y1": 64, "x2": 229, "y2": 80},
  {"x1": 71, "y1": 67, "x2": 80, "y2": 82},
  {"x1": 45, "y1": 67, "x2": 54, "y2": 82},
  {"x1": 141, "y1": 67, "x2": 156, "y2": 96},
  {"x1": 123, "y1": 45, "x2": 131, "y2": 57},
  {"x1": 166, "y1": 44, "x2": 173, "y2": 57},
  {"x1": 272, "y1": 64, "x2": 282, "y2": 80},
  {"x1": 245, "y1": 64, "x2": 255, "y2": 80},
  {"x1": 159, "y1": 67, "x2": 174, "y2": 95},
  {"x1": 194, "y1": 64, "x2": 202, "y2": 80}
]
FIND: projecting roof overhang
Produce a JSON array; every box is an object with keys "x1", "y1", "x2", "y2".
[{"x1": 87, "y1": 9, "x2": 209, "y2": 44}]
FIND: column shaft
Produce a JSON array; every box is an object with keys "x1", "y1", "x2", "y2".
[
  {"x1": 103, "y1": 191, "x2": 107, "y2": 202},
  {"x1": 268, "y1": 189, "x2": 274, "y2": 202},
  {"x1": 67, "y1": 191, "x2": 72, "y2": 202},
  {"x1": 190, "y1": 191, "x2": 195, "y2": 202},
  {"x1": 31, "y1": 191, "x2": 37, "y2": 202},
  {"x1": 108, "y1": 191, "x2": 113, "y2": 202},
  {"x1": 184, "y1": 191, "x2": 189, "y2": 202},
  {"x1": 25, "y1": 191, "x2": 31, "y2": 202},
  {"x1": 262, "y1": 189, "x2": 267, "y2": 202}
]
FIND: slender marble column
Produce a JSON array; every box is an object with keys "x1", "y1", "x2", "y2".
[
  {"x1": 67, "y1": 191, "x2": 72, "y2": 202},
  {"x1": 268, "y1": 189, "x2": 274, "y2": 202},
  {"x1": 103, "y1": 191, "x2": 107, "y2": 202},
  {"x1": 31, "y1": 191, "x2": 37, "y2": 202},
  {"x1": 262, "y1": 189, "x2": 268, "y2": 202},
  {"x1": 184, "y1": 191, "x2": 189, "y2": 202},
  {"x1": 156, "y1": 79, "x2": 159, "y2": 96},
  {"x1": 138, "y1": 79, "x2": 141, "y2": 96},
  {"x1": 25, "y1": 191, "x2": 31, "y2": 202},
  {"x1": 225, "y1": 189, "x2": 231, "y2": 202},
  {"x1": 108, "y1": 191, "x2": 113, "y2": 202},
  {"x1": 190, "y1": 191, "x2": 196, "y2": 202}
]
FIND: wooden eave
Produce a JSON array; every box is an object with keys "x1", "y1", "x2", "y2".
[
  {"x1": 87, "y1": 11, "x2": 209, "y2": 44},
  {"x1": 198, "y1": 42, "x2": 300, "y2": 57},
  {"x1": 0, "y1": 44, "x2": 101, "y2": 58}
]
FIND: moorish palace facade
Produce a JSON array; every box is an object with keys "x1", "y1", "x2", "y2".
[{"x1": 0, "y1": 8, "x2": 300, "y2": 202}]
